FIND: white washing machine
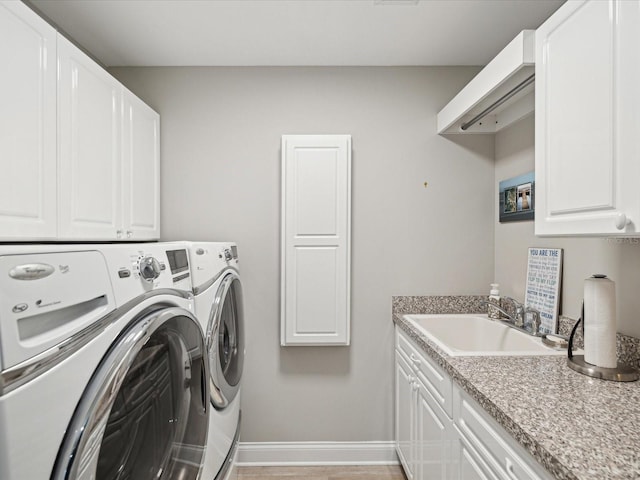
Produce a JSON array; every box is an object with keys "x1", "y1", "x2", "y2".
[
  {"x1": 185, "y1": 242, "x2": 244, "y2": 480},
  {"x1": 0, "y1": 243, "x2": 209, "y2": 480}
]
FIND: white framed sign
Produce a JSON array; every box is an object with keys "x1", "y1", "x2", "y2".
[{"x1": 524, "y1": 247, "x2": 563, "y2": 334}]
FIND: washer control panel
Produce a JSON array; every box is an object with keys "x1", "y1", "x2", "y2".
[{"x1": 138, "y1": 256, "x2": 162, "y2": 282}]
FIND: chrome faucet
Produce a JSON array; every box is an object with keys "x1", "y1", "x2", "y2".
[{"x1": 484, "y1": 297, "x2": 542, "y2": 336}]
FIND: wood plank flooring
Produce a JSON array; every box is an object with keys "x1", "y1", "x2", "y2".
[{"x1": 237, "y1": 465, "x2": 407, "y2": 480}]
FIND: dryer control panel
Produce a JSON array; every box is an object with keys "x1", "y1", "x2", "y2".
[{"x1": 184, "y1": 242, "x2": 239, "y2": 290}]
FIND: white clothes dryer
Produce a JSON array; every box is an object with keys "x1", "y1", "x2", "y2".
[
  {"x1": 0, "y1": 243, "x2": 209, "y2": 480},
  {"x1": 185, "y1": 241, "x2": 244, "y2": 480}
]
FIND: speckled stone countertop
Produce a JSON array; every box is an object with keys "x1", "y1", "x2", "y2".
[{"x1": 393, "y1": 296, "x2": 640, "y2": 480}]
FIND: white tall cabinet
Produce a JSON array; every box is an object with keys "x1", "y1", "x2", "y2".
[
  {"x1": 0, "y1": 1, "x2": 57, "y2": 239},
  {"x1": 535, "y1": 0, "x2": 640, "y2": 236},
  {"x1": 281, "y1": 135, "x2": 351, "y2": 346},
  {"x1": 0, "y1": 1, "x2": 160, "y2": 241}
]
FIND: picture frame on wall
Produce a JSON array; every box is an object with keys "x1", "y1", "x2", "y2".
[{"x1": 499, "y1": 172, "x2": 535, "y2": 222}]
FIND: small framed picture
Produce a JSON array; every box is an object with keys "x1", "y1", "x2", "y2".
[{"x1": 499, "y1": 172, "x2": 534, "y2": 222}]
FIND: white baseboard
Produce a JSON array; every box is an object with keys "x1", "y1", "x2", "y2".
[{"x1": 237, "y1": 441, "x2": 399, "y2": 466}]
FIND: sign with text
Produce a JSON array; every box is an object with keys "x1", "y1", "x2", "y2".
[{"x1": 525, "y1": 247, "x2": 563, "y2": 334}]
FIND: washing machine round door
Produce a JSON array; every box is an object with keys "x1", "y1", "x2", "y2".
[
  {"x1": 52, "y1": 306, "x2": 208, "y2": 480},
  {"x1": 207, "y1": 271, "x2": 244, "y2": 409}
]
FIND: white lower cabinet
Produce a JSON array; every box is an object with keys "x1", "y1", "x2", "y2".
[
  {"x1": 453, "y1": 387, "x2": 552, "y2": 480},
  {"x1": 396, "y1": 352, "x2": 415, "y2": 478},
  {"x1": 395, "y1": 328, "x2": 453, "y2": 480},
  {"x1": 455, "y1": 436, "x2": 498, "y2": 480},
  {"x1": 416, "y1": 377, "x2": 454, "y2": 479},
  {"x1": 395, "y1": 326, "x2": 552, "y2": 480}
]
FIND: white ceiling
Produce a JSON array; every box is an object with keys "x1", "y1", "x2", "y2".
[{"x1": 28, "y1": 0, "x2": 564, "y2": 68}]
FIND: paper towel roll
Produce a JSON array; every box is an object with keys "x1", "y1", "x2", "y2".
[{"x1": 583, "y1": 275, "x2": 617, "y2": 368}]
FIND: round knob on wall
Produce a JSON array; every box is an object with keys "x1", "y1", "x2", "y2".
[
  {"x1": 615, "y1": 213, "x2": 631, "y2": 231},
  {"x1": 139, "y1": 256, "x2": 161, "y2": 282}
]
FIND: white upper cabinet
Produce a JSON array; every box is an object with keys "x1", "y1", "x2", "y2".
[
  {"x1": 58, "y1": 34, "x2": 123, "y2": 240},
  {"x1": 0, "y1": 2, "x2": 57, "y2": 239},
  {"x1": 0, "y1": 1, "x2": 160, "y2": 241},
  {"x1": 535, "y1": 0, "x2": 640, "y2": 236},
  {"x1": 122, "y1": 90, "x2": 161, "y2": 240}
]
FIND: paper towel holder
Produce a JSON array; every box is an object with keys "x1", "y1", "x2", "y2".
[{"x1": 566, "y1": 303, "x2": 639, "y2": 382}]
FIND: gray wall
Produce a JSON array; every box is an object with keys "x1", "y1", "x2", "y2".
[
  {"x1": 110, "y1": 66, "x2": 495, "y2": 442},
  {"x1": 494, "y1": 115, "x2": 640, "y2": 337}
]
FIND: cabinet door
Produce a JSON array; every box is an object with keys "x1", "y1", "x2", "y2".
[
  {"x1": 454, "y1": 434, "x2": 499, "y2": 480},
  {"x1": 122, "y1": 90, "x2": 160, "y2": 240},
  {"x1": 615, "y1": 0, "x2": 640, "y2": 236},
  {"x1": 416, "y1": 379, "x2": 453, "y2": 480},
  {"x1": 58, "y1": 34, "x2": 122, "y2": 240},
  {"x1": 0, "y1": 2, "x2": 56, "y2": 240},
  {"x1": 535, "y1": 0, "x2": 640, "y2": 235},
  {"x1": 281, "y1": 135, "x2": 351, "y2": 345},
  {"x1": 396, "y1": 352, "x2": 415, "y2": 480}
]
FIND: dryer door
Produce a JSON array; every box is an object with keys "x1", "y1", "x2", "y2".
[
  {"x1": 207, "y1": 271, "x2": 244, "y2": 409},
  {"x1": 52, "y1": 306, "x2": 208, "y2": 480}
]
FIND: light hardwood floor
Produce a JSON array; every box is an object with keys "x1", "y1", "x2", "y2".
[{"x1": 237, "y1": 465, "x2": 407, "y2": 480}]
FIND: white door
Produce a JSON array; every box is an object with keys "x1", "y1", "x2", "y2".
[
  {"x1": 535, "y1": 0, "x2": 640, "y2": 235},
  {"x1": 281, "y1": 135, "x2": 351, "y2": 345},
  {"x1": 58, "y1": 34, "x2": 122, "y2": 240},
  {"x1": 0, "y1": 2, "x2": 57, "y2": 240},
  {"x1": 122, "y1": 90, "x2": 160, "y2": 240}
]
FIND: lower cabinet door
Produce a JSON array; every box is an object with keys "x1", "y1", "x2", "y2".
[
  {"x1": 416, "y1": 378, "x2": 453, "y2": 480},
  {"x1": 396, "y1": 352, "x2": 415, "y2": 479},
  {"x1": 454, "y1": 432, "x2": 499, "y2": 480}
]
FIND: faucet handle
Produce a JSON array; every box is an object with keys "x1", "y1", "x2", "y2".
[
  {"x1": 524, "y1": 306, "x2": 542, "y2": 335},
  {"x1": 502, "y1": 296, "x2": 525, "y2": 327}
]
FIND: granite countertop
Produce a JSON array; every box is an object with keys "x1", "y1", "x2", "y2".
[{"x1": 393, "y1": 308, "x2": 640, "y2": 480}]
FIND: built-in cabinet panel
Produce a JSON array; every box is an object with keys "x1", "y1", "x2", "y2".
[
  {"x1": 0, "y1": 2, "x2": 57, "y2": 239},
  {"x1": 58, "y1": 34, "x2": 122, "y2": 240},
  {"x1": 281, "y1": 135, "x2": 351, "y2": 346},
  {"x1": 535, "y1": 0, "x2": 640, "y2": 236}
]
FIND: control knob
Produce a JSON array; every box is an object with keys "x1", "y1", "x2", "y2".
[{"x1": 139, "y1": 256, "x2": 161, "y2": 282}]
